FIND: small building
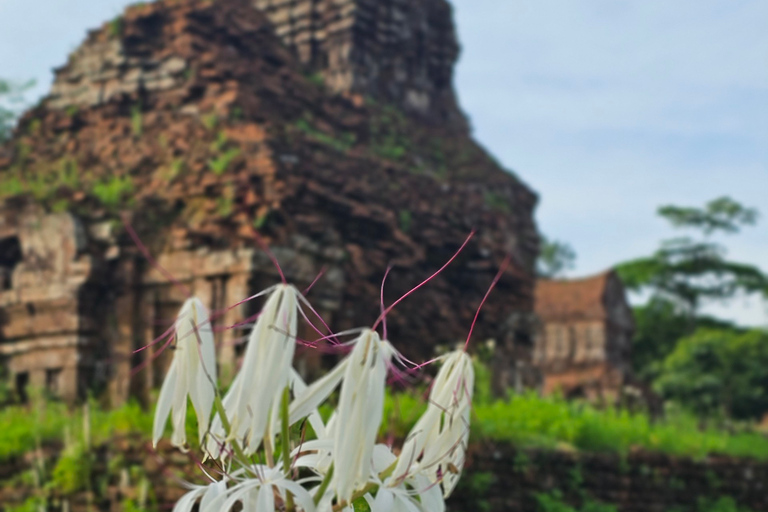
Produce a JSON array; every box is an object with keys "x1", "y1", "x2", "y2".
[{"x1": 533, "y1": 271, "x2": 634, "y2": 402}]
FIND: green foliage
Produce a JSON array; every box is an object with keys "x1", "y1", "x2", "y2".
[
  {"x1": 50, "y1": 442, "x2": 90, "y2": 494},
  {"x1": 484, "y1": 191, "x2": 511, "y2": 213},
  {"x1": 0, "y1": 399, "x2": 151, "y2": 463},
  {"x1": 209, "y1": 148, "x2": 241, "y2": 176},
  {"x1": 472, "y1": 391, "x2": 768, "y2": 459},
  {"x1": 659, "y1": 197, "x2": 758, "y2": 235},
  {"x1": 656, "y1": 328, "x2": 768, "y2": 420},
  {"x1": 131, "y1": 105, "x2": 143, "y2": 138},
  {"x1": 5, "y1": 496, "x2": 47, "y2": 512},
  {"x1": 616, "y1": 238, "x2": 768, "y2": 313},
  {"x1": 108, "y1": 16, "x2": 124, "y2": 39},
  {"x1": 535, "y1": 490, "x2": 617, "y2": 512},
  {"x1": 306, "y1": 72, "x2": 326, "y2": 88},
  {"x1": 295, "y1": 118, "x2": 356, "y2": 153},
  {"x1": 538, "y1": 235, "x2": 577, "y2": 278},
  {"x1": 697, "y1": 497, "x2": 754, "y2": 512},
  {"x1": 616, "y1": 197, "x2": 767, "y2": 314},
  {"x1": 91, "y1": 175, "x2": 134, "y2": 207},
  {"x1": 630, "y1": 297, "x2": 733, "y2": 381},
  {"x1": 398, "y1": 209, "x2": 412, "y2": 233},
  {"x1": 216, "y1": 196, "x2": 234, "y2": 217},
  {"x1": 369, "y1": 105, "x2": 410, "y2": 161},
  {"x1": 202, "y1": 113, "x2": 219, "y2": 131},
  {"x1": 617, "y1": 197, "x2": 767, "y2": 412},
  {"x1": 0, "y1": 78, "x2": 34, "y2": 142},
  {"x1": 352, "y1": 497, "x2": 371, "y2": 511},
  {"x1": 380, "y1": 361, "x2": 768, "y2": 460}
]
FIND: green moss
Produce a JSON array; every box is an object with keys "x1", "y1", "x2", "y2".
[
  {"x1": 398, "y1": 209, "x2": 412, "y2": 233},
  {"x1": 295, "y1": 118, "x2": 356, "y2": 153},
  {"x1": 202, "y1": 113, "x2": 219, "y2": 131},
  {"x1": 91, "y1": 175, "x2": 134, "y2": 207},
  {"x1": 209, "y1": 148, "x2": 241, "y2": 176},
  {"x1": 484, "y1": 191, "x2": 511, "y2": 213},
  {"x1": 131, "y1": 105, "x2": 143, "y2": 138},
  {"x1": 108, "y1": 16, "x2": 123, "y2": 39}
]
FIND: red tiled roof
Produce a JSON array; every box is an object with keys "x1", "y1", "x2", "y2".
[{"x1": 535, "y1": 271, "x2": 614, "y2": 322}]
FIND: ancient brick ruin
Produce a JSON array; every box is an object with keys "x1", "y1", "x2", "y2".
[
  {"x1": 252, "y1": 0, "x2": 467, "y2": 125},
  {"x1": 0, "y1": 0, "x2": 539, "y2": 403},
  {"x1": 533, "y1": 271, "x2": 634, "y2": 401}
]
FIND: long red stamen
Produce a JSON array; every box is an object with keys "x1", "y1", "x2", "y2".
[
  {"x1": 131, "y1": 333, "x2": 175, "y2": 377},
  {"x1": 380, "y1": 266, "x2": 393, "y2": 340},
  {"x1": 250, "y1": 227, "x2": 287, "y2": 284},
  {"x1": 372, "y1": 231, "x2": 475, "y2": 330},
  {"x1": 122, "y1": 216, "x2": 192, "y2": 298},
  {"x1": 464, "y1": 254, "x2": 511, "y2": 351},
  {"x1": 304, "y1": 266, "x2": 327, "y2": 295},
  {"x1": 133, "y1": 323, "x2": 176, "y2": 354}
]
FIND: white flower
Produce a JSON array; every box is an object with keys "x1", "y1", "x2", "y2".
[
  {"x1": 201, "y1": 466, "x2": 316, "y2": 512},
  {"x1": 332, "y1": 329, "x2": 394, "y2": 503},
  {"x1": 153, "y1": 297, "x2": 217, "y2": 449},
  {"x1": 361, "y1": 445, "x2": 445, "y2": 512},
  {"x1": 207, "y1": 284, "x2": 300, "y2": 457},
  {"x1": 172, "y1": 480, "x2": 227, "y2": 512},
  {"x1": 393, "y1": 350, "x2": 474, "y2": 498}
]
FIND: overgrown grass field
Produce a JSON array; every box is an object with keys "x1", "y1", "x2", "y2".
[{"x1": 2, "y1": 365, "x2": 768, "y2": 465}]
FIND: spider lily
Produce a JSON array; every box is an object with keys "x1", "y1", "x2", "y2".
[
  {"x1": 207, "y1": 284, "x2": 302, "y2": 458},
  {"x1": 393, "y1": 349, "x2": 474, "y2": 498},
  {"x1": 332, "y1": 330, "x2": 395, "y2": 503},
  {"x1": 335, "y1": 445, "x2": 445, "y2": 512},
  {"x1": 288, "y1": 329, "x2": 397, "y2": 503},
  {"x1": 201, "y1": 466, "x2": 316, "y2": 512},
  {"x1": 153, "y1": 297, "x2": 217, "y2": 449},
  {"x1": 172, "y1": 480, "x2": 227, "y2": 512}
]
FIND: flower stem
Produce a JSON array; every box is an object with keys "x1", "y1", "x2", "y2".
[
  {"x1": 212, "y1": 393, "x2": 250, "y2": 464},
  {"x1": 281, "y1": 386, "x2": 295, "y2": 512},
  {"x1": 330, "y1": 460, "x2": 396, "y2": 511},
  {"x1": 313, "y1": 464, "x2": 334, "y2": 506},
  {"x1": 332, "y1": 483, "x2": 378, "y2": 512}
]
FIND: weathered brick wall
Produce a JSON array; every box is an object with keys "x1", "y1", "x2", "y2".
[
  {"x1": 254, "y1": 0, "x2": 466, "y2": 125},
  {"x1": 449, "y1": 444, "x2": 768, "y2": 512}
]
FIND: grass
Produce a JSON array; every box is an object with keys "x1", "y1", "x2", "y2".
[
  {"x1": 0, "y1": 399, "x2": 152, "y2": 463},
  {"x1": 382, "y1": 361, "x2": 768, "y2": 461},
  {"x1": 295, "y1": 118, "x2": 356, "y2": 153},
  {"x1": 3, "y1": 365, "x2": 768, "y2": 466}
]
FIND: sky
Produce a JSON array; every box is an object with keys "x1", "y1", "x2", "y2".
[{"x1": 0, "y1": 0, "x2": 766, "y2": 326}]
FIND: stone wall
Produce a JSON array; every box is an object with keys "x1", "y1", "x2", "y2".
[
  {"x1": 0, "y1": 205, "x2": 99, "y2": 402},
  {"x1": 2, "y1": 440, "x2": 767, "y2": 511},
  {"x1": 449, "y1": 444, "x2": 768, "y2": 512}
]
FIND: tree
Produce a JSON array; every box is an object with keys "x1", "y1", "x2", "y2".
[
  {"x1": 655, "y1": 328, "x2": 768, "y2": 420},
  {"x1": 537, "y1": 235, "x2": 576, "y2": 278},
  {"x1": 617, "y1": 197, "x2": 767, "y2": 315},
  {"x1": 616, "y1": 197, "x2": 768, "y2": 383},
  {"x1": 0, "y1": 79, "x2": 34, "y2": 142}
]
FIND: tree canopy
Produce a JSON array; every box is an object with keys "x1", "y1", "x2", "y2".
[
  {"x1": 0, "y1": 79, "x2": 34, "y2": 142},
  {"x1": 616, "y1": 197, "x2": 767, "y2": 315},
  {"x1": 617, "y1": 197, "x2": 768, "y2": 419},
  {"x1": 537, "y1": 235, "x2": 576, "y2": 278},
  {"x1": 656, "y1": 328, "x2": 768, "y2": 420}
]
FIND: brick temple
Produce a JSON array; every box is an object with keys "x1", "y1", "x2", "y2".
[{"x1": 0, "y1": 0, "x2": 540, "y2": 403}]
